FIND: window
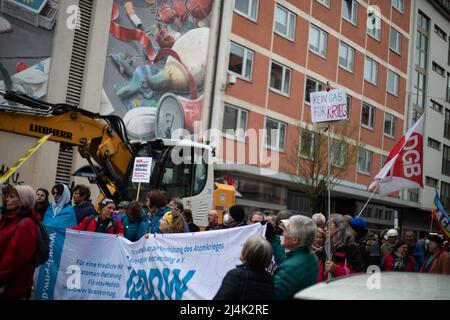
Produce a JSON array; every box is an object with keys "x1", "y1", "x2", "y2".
[
  {"x1": 228, "y1": 42, "x2": 254, "y2": 80},
  {"x1": 361, "y1": 103, "x2": 375, "y2": 129},
  {"x1": 342, "y1": 0, "x2": 358, "y2": 25},
  {"x1": 392, "y1": 0, "x2": 404, "y2": 13},
  {"x1": 331, "y1": 139, "x2": 348, "y2": 168},
  {"x1": 309, "y1": 24, "x2": 328, "y2": 58},
  {"x1": 408, "y1": 190, "x2": 419, "y2": 202},
  {"x1": 364, "y1": 56, "x2": 378, "y2": 85},
  {"x1": 448, "y1": 38, "x2": 450, "y2": 65},
  {"x1": 428, "y1": 138, "x2": 441, "y2": 150},
  {"x1": 222, "y1": 105, "x2": 248, "y2": 139},
  {"x1": 265, "y1": 118, "x2": 286, "y2": 151},
  {"x1": 300, "y1": 130, "x2": 318, "y2": 159},
  {"x1": 381, "y1": 155, "x2": 387, "y2": 168},
  {"x1": 418, "y1": 11, "x2": 429, "y2": 32},
  {"x1": 435, "y1": 24, "x2": 447, "y2": 41},
  {"x1": 441, "y1": 181, "x2": 450, "y2": 210},
  {"x1": 275, "y1": 4, "x2": 296, "y2": 40},
  {"x1": 316, "y1": 0, "x2": 330, "y2": 7},
  {"x1": 413, "y1": 70, "x2": 426, "y2": 107},
  {"x1": 445, "y1": 109, "x2": 450, "y2": 139},
  {"x1": 234, "y1": 0, "x2": 259, "y2": 21},
  {"x1": 443, "y1": 145, "x2": 450, "y2": 176},
  {"x1": 384, "y1": 113, "x2": 396, "y2": 137},
  {"x1": 305, "y1": 77, "x2": 324, "y2": 103},
  {"x1": 447, "y1": 74, "x2": 450, "y2": 102},
  {"x1": 412, "y1": 110, "x2": 423, "y2": 123},
  {"x1": 339, "y1": 42, "x2": 355, "y2": 72},
  {"x1": 416, "y1": 33, "x2": 428, "y2": 70},
  {"x1": 387, "y1": 70, "x2": 399, "y2": 96},
  {"x1": 430, "y1": 99, "x2": 443, "y2": 113},
  {"x1": 346, "y1": 95, "x2": 352, "y2": 119},
  {"x1": 358, "y1": 149, "x2": 372, "y2": 174},
  {"x1": 390, "y1": 27, "x2": 402, "y2": 54},
  {"x1": 432, "y1": 62, "x2": 445, "y2": 77},
  {"x1": 367, "y1": 10, "x2": 381, "y2": 40},
  {"x1": 270, "y1": 61, "x2": 291, "y2": 95},
  {"x1": 426, "y1": 176, "x2": 439, "y2": 189}
]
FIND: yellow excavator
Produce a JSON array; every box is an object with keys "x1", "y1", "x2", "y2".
[{"x1": 0, "y1": 90, "x2": 235, "y2": 226}]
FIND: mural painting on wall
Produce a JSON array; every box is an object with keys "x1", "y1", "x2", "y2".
[
  {"x1": 0, "y1": 0, "x2": 58, "y2": 104},
  {"x1": 103, "y1": 0, "x2": 213, "y2": 141}
]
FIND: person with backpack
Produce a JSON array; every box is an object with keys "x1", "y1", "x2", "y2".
[
  {"x1": 71, "y1": 198, "x2": 124, "y2": 235},
  {"x1": 43, "y1": 184, "x2": 77, "y2": 229},
  {"x1": 0, "y1": 185, "x2": 41, "y2": 299}
]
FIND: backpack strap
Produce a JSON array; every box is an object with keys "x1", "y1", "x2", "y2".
[{"x1": 85, "y1": 215, "x2": 96, "y2": 231}]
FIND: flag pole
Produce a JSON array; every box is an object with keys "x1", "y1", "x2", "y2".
[
  {"x1": 327, "y1": 123, "x2": 332, "y2": 280},
  {"x1": 357, "y1": 175, "x2": 387, "y2": 217}
]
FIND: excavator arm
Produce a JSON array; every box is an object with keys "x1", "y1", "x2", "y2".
[{"x1": 0, "y1": 90, "x2": 133, "y2": 200}]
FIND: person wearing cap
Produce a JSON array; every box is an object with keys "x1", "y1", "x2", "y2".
[
  {"x1": 71, "y1": 198, "x2": 124, "y2": 235},
  {"x1": 43, "y1": 184, "x2": 77, "y2": 229},
  {"x1": 265, "y1": 215, "x2": 319, "y2": 299},
  {"x1": 420, "y1": 234, "x2": 450, "y2": 274},
  {"x1": 72, "y1": 184, "x2": 96, "y2": 224},
  {"x1": 0, "y1": 185, "x2": 41, "y2": 299},
  {"x1": 114, "y1": 201, "x2": 130, "y2": 220},
  {"x1": 380, "y1": 228, "x2": 399, "y2": 256},
  {"x1": 349, "y1": 217, "x2": 380, "y2": 271},
  {"x1": 380, "y1": 240, "x2": 415, "y2": 272},
  {"x1": 223, "y1": 205, "x2": 246, "y2": 228}
]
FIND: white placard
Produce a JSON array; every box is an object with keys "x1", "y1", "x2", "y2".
[
  {"x1": 310, "y1": 88, "x2": 348, "y2": 123},
  {"x1": 132, "y1": 157, "x2": 152, "y2": 183}
]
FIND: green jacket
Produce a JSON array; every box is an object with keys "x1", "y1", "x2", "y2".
[{"x1": 271, "y1": 236, "x2": 319, "y2": 299}]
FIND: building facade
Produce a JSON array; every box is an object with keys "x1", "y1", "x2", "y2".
[{"x1": 214, "y1": 0, "x2": 433, "y2": 233}]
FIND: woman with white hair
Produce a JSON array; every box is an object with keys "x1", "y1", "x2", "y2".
[
  {"x1": 266, "y1": 215, "x2": 319, "y2": 299},
  {"x1": 323, "y1": 214, "x2": 364, "y2": 279},
  {"x1": 0, "y1": 185, "x2": 40, "y2": 299}
]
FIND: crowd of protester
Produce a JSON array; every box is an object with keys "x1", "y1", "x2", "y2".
[{"x1": 1, "y1": 182, "x2": 450, "y2": 300}]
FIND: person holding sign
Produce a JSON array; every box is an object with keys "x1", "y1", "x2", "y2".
[{"x1": 71, "y1": 198, "x2": 124, "y2": 236}]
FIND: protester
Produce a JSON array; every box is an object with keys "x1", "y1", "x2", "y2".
[
  {"x1": 380, "y1": 229, "x2": 398, "y2": 256},
  {"x1": 0, "y1": 184, "x2": 13, "y2": 213},
  {"x1": 312, "y1": 213, "x2": 326, "y2": 229},
  {"x1": 114, "y1": 201, "x2": 129, "y2": 220},
  {"x1": 34, "y1": 188, "x2": 50, "y2": 218},
  {"x1": 121, "y1": 201, "x2": 148, "y2": 241},
  {"x1": 205, "y1": 210, "x2": 220, "y2": 231},
  {"x1": 266, "y1": 215, "x2": 319, "y2": 299},
  {"x1": 72, "y1": 184, "x2": 96, "y2": 224},
  {"x1": 223, "y1": 205, "x2": 246, "y2": 228},
  {"x1": 324, "y1": 214, "x2": 364, "y2": 279},
  {"x1": 72, "y1": 198, "x2": 124, "y2": 235},
  {"x1": 0, "y1": 185, "x2": 40, "y2": 299},
  {"x1": 145, "y1": 190, "x2": 172, "y2": 234},
  {"x1": 273, "y1": 210, "x2": 293, "y2": 235},
  {"x1": 381, "y1": 240, "x2": 415, "y2": 272},
  {"x1": 214, "y1": 235, "x2": 276, "y2": 300},
  {"x1": 420, "y1": 234, "x2": 450, "y2": 274},
  {"x1": 264, "y1": 210, "x2": 278, "y2": 228},
  {"x1": 182, "y1": 209, "x2": 200, "y2": 232},
  {"x1": 158, "y1": 211, "x2": 185, "y2": 234},
  {"x1": 403, "y1": 229, "x2": 425, "y2": 272},
  {"x1": 43, "y1": 184, "x2": 77, "y2": 228},
  {"x1": 349, "y1": 217, "x2": 380, "y2": 271},
  {"x1": 312, "y1": 227, "x2": 327, "y2": 282},
  {"x1": 247, "y1": 211, "x2": 265, "y2": 224},
  {"x1": 168, "y1": 198, "x2": 190, "y2": 232}
]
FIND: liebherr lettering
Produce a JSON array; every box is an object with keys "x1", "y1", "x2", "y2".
[{"x1": 30, "y1": 124, "x2": 73, "y2": 140}]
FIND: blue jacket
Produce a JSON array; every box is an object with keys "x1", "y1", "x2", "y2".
[
  {"x1": 43, "y1": 203, "x2": 77, "y2": 229},
  {"x1": 74, "y1": 201, "x2": 96, "y2": 224},
  {"x1": 121, "y1": 212, "x2": 149, "y2": 241},
  {"x1": 410, "y1": 242, "x2": 425, "y2": 272},
  {"x1": 148, "y1": 206, "x2": 172, "y2": 234}
]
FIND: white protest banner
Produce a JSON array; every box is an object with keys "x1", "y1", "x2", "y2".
[
  {"x1": 310, "y1": 88, "x2": 347, "y2": 123},
  {"x1": 132, "y1": 157, "x2": 152, "y2": 183},
  {"x1": 34, "y1": 224, "x2": 266, "y2": 300}
]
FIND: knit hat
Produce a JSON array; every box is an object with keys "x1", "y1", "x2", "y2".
[
  {"x1": 14, "y1": 185, "x2": 37, "y2": 211},
  {"x1": 349, "y1": 217, "x2": 367, "y2": 233},
  {"x1": 229, "y1": 205, "x2": 245, "y2": 222},
  {"x1": 99, "y1": 198, "x2": 115, "y2": 210},
  {"x1": 428, "y1": 233, "x2": 445, "y2": 246}
]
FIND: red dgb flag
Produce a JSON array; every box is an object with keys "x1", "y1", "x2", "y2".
[{"x1": 368, "y1": 115, "x2": 424, "y2": 196}]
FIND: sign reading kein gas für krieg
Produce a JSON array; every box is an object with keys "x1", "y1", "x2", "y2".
[
  {"x1": 310, "y1": 88, "x2": 348, "y2": 123},
  {"x1": 33, "y1": 223, "x2": 265, "y2": 300},
  {"x1": 132, "y1": 157, "x2": 152, "y2": 183}
]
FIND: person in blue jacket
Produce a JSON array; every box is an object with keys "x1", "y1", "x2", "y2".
[
  {"x1": 144, "y1": 190, "x2": 172, "y2": 234},
  {"x1": 43, "y1": 183, "x2": 77, "y2": 229},
  {"x1": 121, "y1": 200, "x2": 148, "y2": 241},
  {"x1": 404, "y1": 229, "x2": 425, "y2": 272}
]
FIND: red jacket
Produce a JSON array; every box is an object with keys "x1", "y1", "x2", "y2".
[
  {"x1": 71, "y1": 215, "x2": 124, "y2": 235},
  {"x1": 0, "y1": 210, "x2": 40, "y2": 299},
  {"x1": 382, "y1": 252, "x2": 415, "y2": 272}
]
